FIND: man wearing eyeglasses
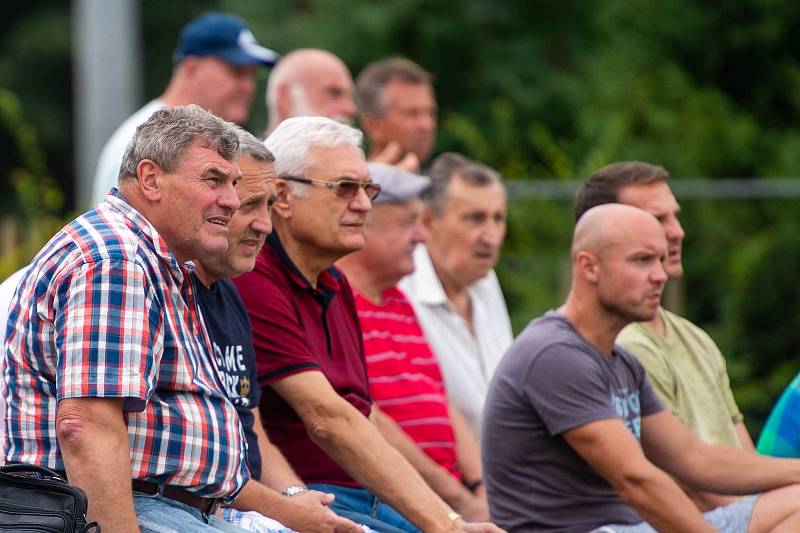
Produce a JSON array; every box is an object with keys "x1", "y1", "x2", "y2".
[{"x1": 233, "y1": 116, "x2": 504, "y2": 533}]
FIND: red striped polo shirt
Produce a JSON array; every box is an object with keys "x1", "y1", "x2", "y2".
[{"x1": 355, "y1": 286, "x2": 460, "y2": 477}]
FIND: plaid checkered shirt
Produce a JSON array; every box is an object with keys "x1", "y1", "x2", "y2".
[{"x1": 3, "y1": 190, "x2": 249, "y2": 499}]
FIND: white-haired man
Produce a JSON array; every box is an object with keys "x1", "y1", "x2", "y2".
[{"x1": 233, "y1": 116, "x2": 503, "y2": 533}]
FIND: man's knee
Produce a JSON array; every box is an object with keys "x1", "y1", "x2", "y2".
[{"x1": 748, "y1": 485, "x2": 800, "y2": 533}]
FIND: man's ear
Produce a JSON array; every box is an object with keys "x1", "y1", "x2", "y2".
[
  {"x1": 421, "y1": 204, "x2": 436, "y2": 229},
  {"x1": 576, "y1": 251, "x2": 600, "y2": 284},
  {"x1": 179, "y1": 56, "x2": 200, "y2": 79},
  {"x1": 271, "y1": 179, "x2": 293, "y2": 219},
  {"x1": 136, "y1": 159, "x2": 163, "y2": 202}
]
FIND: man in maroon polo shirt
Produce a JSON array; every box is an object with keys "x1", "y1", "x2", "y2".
[{"x1": 233, "y1": 116, "x2": 503, "y2": 533}]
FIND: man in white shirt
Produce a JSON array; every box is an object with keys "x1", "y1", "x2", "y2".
[
  {"x1": 91, "y1": 12, "x2": 278, "y2": 206},
  {"x1": 399, "y1": 153, "x2": 512, "y2": 438}
]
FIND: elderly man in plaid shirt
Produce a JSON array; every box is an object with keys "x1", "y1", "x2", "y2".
[{"x1": 4, "y1": 105, "x2": 252, "y2": 532}]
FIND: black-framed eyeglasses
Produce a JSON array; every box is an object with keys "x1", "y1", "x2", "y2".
[{"x1": 281, "y1": 175, "x2": 381, "y2": 201}]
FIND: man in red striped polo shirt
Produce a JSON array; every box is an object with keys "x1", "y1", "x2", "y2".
[{"x1": 338, "y1": 162, "x2": 489, "y2": 522}]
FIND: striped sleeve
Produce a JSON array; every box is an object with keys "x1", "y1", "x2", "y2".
[{"x1": 54, "y1": 259, "x2": 161, "y2": 410}]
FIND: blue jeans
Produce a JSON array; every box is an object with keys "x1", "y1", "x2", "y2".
[
  {"x1": 134, "y1": 492, "x2": 250, "y2": 533},
  {"x1": 308, "y1": 483, "x2": 420, "y2": 533}
]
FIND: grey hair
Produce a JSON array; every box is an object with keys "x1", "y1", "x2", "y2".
[
  {"x1": 264, "y1": 116, "x2": 363, "y2": 193},
  {"x1": 424, "y1": 152, "x2": 503, "y2": 216},
  {"x1": 237, "y1": 127, "x2": 275, "y2": 163},
  {"x1": 118, "y1": 104, "x2": 240, "y2": 182}
]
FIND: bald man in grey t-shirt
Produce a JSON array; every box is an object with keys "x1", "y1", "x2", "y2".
[
  {"x1": 483, "y1": 311, "x2": 663, "y2": 532},
  {"x1": 483, "y1": 204, "x2": 800, "y2": 533}
]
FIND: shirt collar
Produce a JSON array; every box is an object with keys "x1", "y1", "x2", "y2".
[
  {"x1": 103, "y1": 188, "x2": 183, "y2": 275},
  {"x1": 409, "y1": 244, "x2": 449, "y2": 306},
  {"x1": 265, "y1": 231, "x2": 341, "y2": 303}
]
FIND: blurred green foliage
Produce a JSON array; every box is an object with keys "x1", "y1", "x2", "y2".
[{"x1": 4, "y1": 0, "x2": 800, "y2": 435}]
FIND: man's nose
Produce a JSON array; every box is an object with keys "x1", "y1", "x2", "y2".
[
  {"x1": 412, "y1": 219, "x2": 429, "y2": 244},
  {"x1": 252, "y1": 212, "x2": 272, "y2": 236},
  {"x1": 652, "y1": 262, "x2": 668, "y2": 284},
  {"x1": 220, "y1": 181, "x2": 241, "y2": 211},
  {"x1": 480, "y1": 221, "x2": 506, "y2": 248},
  {"x1": 665, "y1": 217, "x2": 685, "y2": 242},
  {"x1": 349, "y1": 186, "x2": 372, "y2": 212},
  {"x1": 340, "y1": 97, "x2": 357, "y2": 121}
]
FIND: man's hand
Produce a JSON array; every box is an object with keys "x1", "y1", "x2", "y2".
[
  {"x1": 454, "y1": 486, "x2": 490, "y2": 522},
  {"x1": 369, "y1": 141, "x2": 420, "y2": 172},
  {"x1": 282, "y1": 490, "x2": 362, "y2": 533}
]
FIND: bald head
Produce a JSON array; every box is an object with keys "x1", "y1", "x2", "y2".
[
  {"x1": 567, "y1": 203, "x2": 669, "y2": 326},
  {"x1": 572, "y1": 203, "x2": 663, "y2": 260},
  {"x1": 266, "y1": 48, "x2": 356, "y2": 132}
]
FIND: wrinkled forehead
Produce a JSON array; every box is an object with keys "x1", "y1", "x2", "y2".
[
  {"x1": 177, "y1": 140, "x2": 238, "y2": 174},
  {"x1": 617, "y1": 180, "x2": 678, "y2": 212},
  {"x1": 442, "y1": 176, "x2": 506, "y2": 211},
  {"x1": 383, "y1": 80, "x2": 436, "y2": 106},
  {"x1": 306, "y1": 144, "x2": 369, "y2": 179},
  {"x1": 238, "y1": 173, "x2": 274, "y2": 196}
]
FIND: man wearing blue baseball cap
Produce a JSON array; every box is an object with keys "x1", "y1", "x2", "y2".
[{"x1": 91, "y1": 12, "x2": 279, "y2": 206}]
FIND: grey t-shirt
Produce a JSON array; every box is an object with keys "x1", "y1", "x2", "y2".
[{"x1": 482, "y1": 311, "x2": 664, "y2": 533}]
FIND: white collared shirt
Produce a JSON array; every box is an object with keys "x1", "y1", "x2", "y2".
[
  {"x1": 399, "y1": 244, "x2": 513, "y2": 438},
  {"x1": 0, "y1": 268, "x2": 26, "y2": 341}
]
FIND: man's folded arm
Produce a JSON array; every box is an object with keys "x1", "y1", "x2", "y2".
[
  {"x1": 563, "y1": 417, "x2": 715, "y2": 533},
  {"x1": 271, "y1": 370, "x2": 500, "y2": 533},
  {"x1": 57, "y1": 397, "x2": 140, "y2": 533}
]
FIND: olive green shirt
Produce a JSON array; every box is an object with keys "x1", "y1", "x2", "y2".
[{"x1": 616, "y1": 307, "x2": 743, "y2": 447}]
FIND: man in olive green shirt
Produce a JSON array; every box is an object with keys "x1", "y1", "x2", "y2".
[
  {"x1": 616, "y1": 307, "x2": 743, "y2": 447},
  {"x1": 574, "y1": 161, "x2": 754, "y2": 509}
]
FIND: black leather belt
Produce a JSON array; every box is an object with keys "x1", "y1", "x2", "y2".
[{"x1": 132, "y1": 479, "x2": 220, "y2": 515}]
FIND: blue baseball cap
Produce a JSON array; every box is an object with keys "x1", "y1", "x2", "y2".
[{"x1": 174, "y1": 13, "x2": 279, "y2": 67}]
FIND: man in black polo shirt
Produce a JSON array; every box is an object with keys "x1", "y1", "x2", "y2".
[{"x1": 194, "y1": 130, "x2": 362, "y2": 533}]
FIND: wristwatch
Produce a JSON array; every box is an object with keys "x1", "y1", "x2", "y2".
[{"x1": 281, "y1": 485, "x2": 308, "y2": 497}]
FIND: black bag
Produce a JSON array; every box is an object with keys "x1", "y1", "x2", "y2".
[{"x1": 0, "y1": 463, "x2": 100, "y2": 532}]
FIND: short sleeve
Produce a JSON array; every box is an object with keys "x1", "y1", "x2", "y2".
[
  {"x1": 617, "y1": 333, "x2": 679, "y2": 418},
  {"x1": 233, "y1": 267, "x2": 320, "y2": 386},
  {"x1": 636, "y1": 368, "x2": 666, "y2": 418},
  {"x1": 525, "y1": 344, "x2": 621, "y2": 436},
  {"x1": 706, "y1": 337, "x2": 744, "y2": 423},
  {"x1": 54, "y1": 259, "x2": 161, "y2": 411}
]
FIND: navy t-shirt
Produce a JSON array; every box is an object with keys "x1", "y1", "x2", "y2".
[{"x1": 193, "y1": 273, "x2": 263, "y2": 479}]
